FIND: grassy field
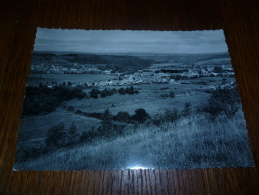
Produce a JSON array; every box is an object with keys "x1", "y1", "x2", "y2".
[
  {"x1": 15, "y1": 71, "x2": 254, "y2": 170},
  {"x1": 14, "y1": 112, "x2": 254, "y2": 170},
  {"x1": 65, "y1": 84, "x2": 210, "y2": 115},
  {"x1": 18, "y1": 81, "x2": 211, "y2": 143},
  {"x1": 27, "y1": 73, "x2": 118, "y2": 86}
]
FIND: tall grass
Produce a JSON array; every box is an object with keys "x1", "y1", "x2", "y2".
[{"x1": 14, "y1": 111, "x2": 254, "y2": 170}]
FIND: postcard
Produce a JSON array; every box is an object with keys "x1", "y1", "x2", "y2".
[{"x1": 14, "y1": 29, "x2": 254, "y2": 170}]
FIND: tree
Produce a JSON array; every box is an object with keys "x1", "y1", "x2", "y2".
[
  {"x1": 96, "y1": 109, "x2": 114, "y2": 137},
  {"x1": 90, "y1": 88, "x2": 99, "y2": 98},
  {"x1": 115, "y1": 111, "x2": 131, "y2": 122},
  {"x1": 201, "y1": 87, "x2": 240, "y2": 120},
  {"x1": 169, "y1": 91, "x2": 175, "y2": 98},
  {"x1": 164, "y1": 108, "x2": 179, "y2": 122},
  {"x1": 132, "y1": 108, "x2": 150, "y2": 123},
  {"x1": 45, "y1": 122, "x2": 66, "y2": 148},
  {"x1": 100, "y1": 92, "x2": 106, "y2": 98},
  {"x1": 102, "y1": 109, "x2": 113, "y2": 121},
  {"x1": 125, "y1": 87, "x2": 130, "y2": 94},
  {"x1": 119, "y1": 88, "x2": 126, "y2": 95},
  {"x1": 129, "y1": 86, "x2": 135, "y2": 94},
  {"x1": 68, "y1": 122, "x2": 77, "y2": 135},
  {"x1": 66, "y1": 122, "x2": 79, "y2": 145},
  {"x1": 79, "y1": 126, "x2": 98, "y2": 143},
  {"x1": 182, "y1": 102, "x2": 191, "y2": 116},
  {"x1": 213, "y1": 66, "x2": 224, "y2": 73}
]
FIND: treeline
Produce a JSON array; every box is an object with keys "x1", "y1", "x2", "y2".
[
  {"x1": 74, "y1": 108, "x2": 150, "y2": 124},
  {"x1": 22, "y1": 85, "x2": 86, "y2": 116},
  {"x1": 22, "y1": 85, "x2": 140, "y2": 116},
  {"x1": 16, "y1": 87, "x2": 241, "y2": 162},
  {"x1": 77, "y1": 86, "x2": 241, "y2": 125},
  {"x1": 155, "y1": 69, "x2": 189, "y2": 74},
  {"x1": 31, "y1": 52, "x2": 154, "y2": 73},
  {"x1": 89, "y1": 86, "x2": 139, "y2": 98},
  {"x1": 65, "y1": 54, "x2": 154, "y2": 73}
]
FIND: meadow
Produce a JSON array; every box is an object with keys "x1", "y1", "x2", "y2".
[
  {"x1": 15, "y1": 111, "x2": 254, "y2": 170},
  {"x1": 14, "y1": 52, "x2": 254, "y2": 170}
]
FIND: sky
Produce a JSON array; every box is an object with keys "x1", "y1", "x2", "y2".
[{"x1": 34, "y1": 28, "x2": 228, "y2": 54}]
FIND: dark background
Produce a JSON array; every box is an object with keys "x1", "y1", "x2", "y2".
[{"x1": 0, "y1": 0, "x2": 259, "y2": 194}]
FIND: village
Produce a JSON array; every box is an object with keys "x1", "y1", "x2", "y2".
[{"x1": 29, "y1": 61, "x2": 235, "y2": 92}]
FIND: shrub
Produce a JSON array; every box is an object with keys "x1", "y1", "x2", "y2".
[
  {"x1": 213, "y1": 66, "x2": 224, "y2": 73},
  {"x1": 65, "y1": 122, "x2": 79, "y2": 146},
  {"x1": 67, "y1": 106, "x2": 75, "y2": 112},
  {"x1": 125, "y1": 87, "x2": 130, "y2": 94},
  {"x1": 90, "y1": 88, "x2": 100, "y2": 98},
  {"x1": 182, "y1": 102, "x2": 191, "y2": 117},
  {"x1": 114, "y1": 111, "x2": 132, "y2": 123},
  {"x1": 200, "y1": 87, "x2": 240, "y2": 120},
  {"x1": 169, "y1": 91, "x2": 175, "y2": 98},
  {"x1": 163, "y1": 108, "x2": 179, "y2": 122},
  {"x1": 132, "y1": 108, "x2": 150, "y2": 123},
  {"x1": 119, "y1": 88, "x2": 126, "y2": 95},
  {"x1": 153, "y1": 108, "x2": 180, "y2": 126},
  {"x1": 129, "y1": 86, "x2": 135, "y2": 94},
  {"x1": 100, "y1": 92, "x2": 106, "y2": 98},
  {"x1": 22, "y1": 86, "x2": 86, "y2": 116},
  {"x1": 45, "y1": 122, "x2": 66, "y2": 148},
  {"x1": 80, "y1": 126, "x2": 99, "y2": 143},
  {"x1": 45, "y1": 122, "x2": 80, "y2": 148},
  {"x1": 161, "y1": 94, "x2": 169, "y2": 98}
]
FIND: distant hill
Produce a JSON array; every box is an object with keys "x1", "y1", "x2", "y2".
[
  {"x1": 31, "y1": 52, "x2": 155, "y2": 73},
  {"x1": 30, "y1": 52, "x2": 230, "y2": 73}
]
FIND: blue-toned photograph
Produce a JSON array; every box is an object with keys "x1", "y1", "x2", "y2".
[{"x1": 14, "y1": 29, "x2": 254, "y2": 170}]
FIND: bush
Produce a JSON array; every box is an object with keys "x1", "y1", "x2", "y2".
[
  {"x1": 90, "y1": 88, "x2": 100, "y2": 98},
  {"x1": 65, "y1": 122, "x2": 79, "y2": 146},
  {"x1": 161, "y1": 94, "x2": 169, "y2": 98},
  {"x1": 182, "y1": 102, "x2": 191, "y2": 117},
  {"x1": 45, "y1": 122, "x2": 66, "y2": 148},
  {"x1": 200, "y1": 87, "x2": 240, "y2": 120},
  {"x1": 79, "y1": 130, "x2": 97, "y2": 142},
  {"x1": 164, "y1": 108, "x2": 179, "y2": 122},
  {"x1": 67, "y1": 106, "x2": 75, "y2": 112},
  {"x1": 118, "y1": 86, "x2": 139, "y2": 95},
  {"x1": 22, "y1": 86, "x2": 87, "y2": 116},
  {"x1": 169, "y1": 91, "x2": 175, "y2": 98},
  {"x1": 153, "y1": 108, "x2": 179, "y2": 126},
  {"x1": 45, "y1": 122, "x2": 79, "y2": 148},
  {"x1": 129, "y1": 86, "x2": 135, "y2": 94},
  {"x1": 132, "y1": 108, "x2": 150, "y2": 123},
  {"x1": 119, "y1": 88, "x2": 126, "y2": 95},
  {"x1": 213, "y1": 66, "x2": 224, "y2": 73},
  {"x1": 114, "y1": 111, "x2": 132, "y2": 123},
  {"x1": 100, "y1": 92, "x2": 106, "y2": 98},
  {"x1": 80, "y1": 127, "x2": 98, "y2": 143},
  {"x1": 15, "y1": 144, "x2": 49, "y2": 162}
]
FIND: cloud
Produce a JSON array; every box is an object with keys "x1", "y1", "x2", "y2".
[{"x1": 34, "y1": 28, "x2": 228, "y2": 54}]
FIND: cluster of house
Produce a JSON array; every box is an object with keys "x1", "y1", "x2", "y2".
[
  {"x1": 31, "y1": 62, "x2": 235, "y2": 90},
  {"x1": 30, "y1": 63, "x2": 101, "y2": 74},
  {"x1": 84, "y1": 66, "x2": 235, "y2": 88}
]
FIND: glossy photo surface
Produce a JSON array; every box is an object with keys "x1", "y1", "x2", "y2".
[{"x1": 14, "y1": 29, "x2": 254, "y2": 170}]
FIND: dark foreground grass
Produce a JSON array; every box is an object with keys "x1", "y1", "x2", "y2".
[{"x1": 14, "y1": 112, "x2": 254, "y2": 170}]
